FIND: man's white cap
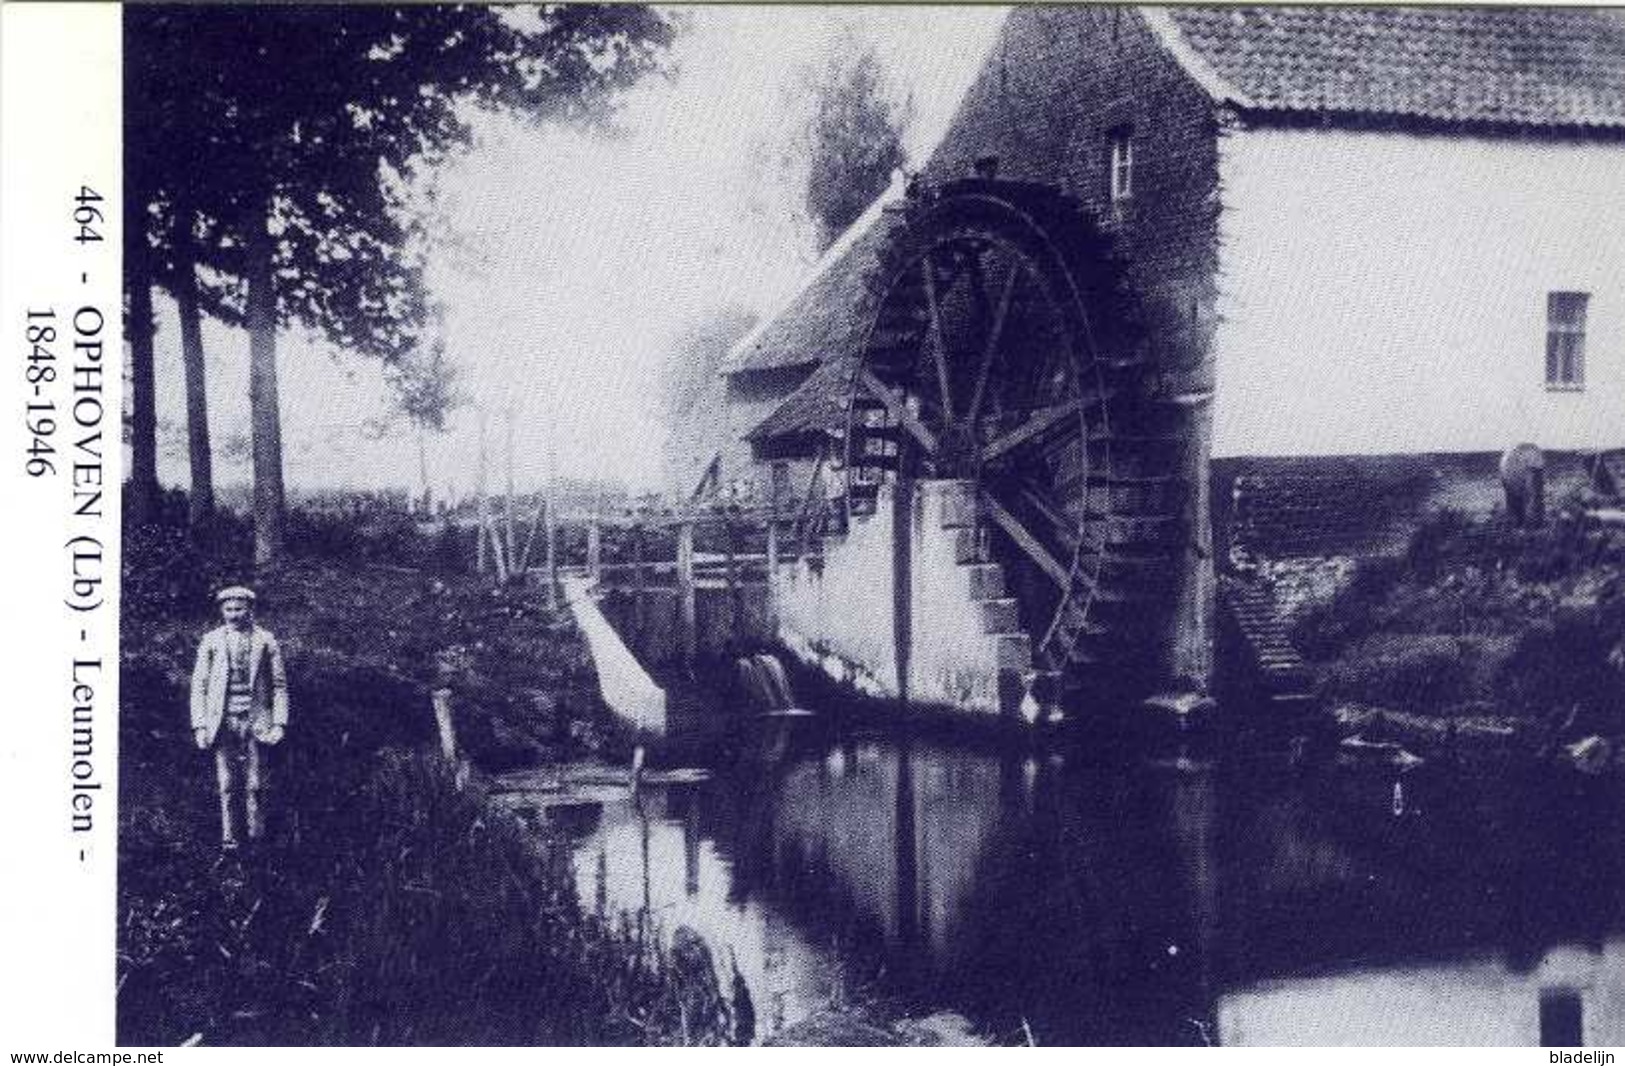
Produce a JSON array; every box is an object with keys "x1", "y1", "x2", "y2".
[{"x1": 215, "y1": 585, "x2": 256, "y2": 604}]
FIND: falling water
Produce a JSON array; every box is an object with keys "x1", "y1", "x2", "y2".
[{"x1": 737, "y1": 652, "x2": 796, "y2": 712}]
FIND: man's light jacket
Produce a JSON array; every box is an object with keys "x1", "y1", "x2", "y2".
[{"x1": 190, "y1": 625, "x2": 289, "y2": 746}]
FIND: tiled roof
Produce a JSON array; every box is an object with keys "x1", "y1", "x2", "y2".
[
  {"x1": 745, "y1": 352, "x2": 856, "y2": 445},
  {"x1": 1159, "y1": 5, "x2": 1625, "y2": 130}
]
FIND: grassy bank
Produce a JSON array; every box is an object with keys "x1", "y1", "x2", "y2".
[
  {"x1": 1293, "y1": 504, "x2": 1625, "y2": 744},
  {"x1": 118, "y1": 514, "x2": 739, "y2": 1045}
]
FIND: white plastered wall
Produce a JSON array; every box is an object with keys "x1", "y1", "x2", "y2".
[
  {"x1": 1218, "y1": 938, "x2": 1625, "y2": 1046},
  {"x1": 776, "y1": 480, "x2": 1011, "y2": 715},
  {"x1": 1213, "y1": 126, "x2": 1625, "y2": 459}
]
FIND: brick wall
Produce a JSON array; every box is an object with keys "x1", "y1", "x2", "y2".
[
  {"x1": 921, "y1": 5, "x2": 1223, "y2": 381},
  {"x1": 1212, "y1": 450, "x2": 1609, "y2": 621},
  {"x1": 1214, "y1": 452, "x2": 1606, "y2": 566}
]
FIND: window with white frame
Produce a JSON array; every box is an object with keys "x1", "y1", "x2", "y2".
[
  {"x1": 1109, "y1": 127, "x2": 1134, "y2": 205},
  {"x1": 1546, "y1": 291, "x2": 1588, "y2": 389}
]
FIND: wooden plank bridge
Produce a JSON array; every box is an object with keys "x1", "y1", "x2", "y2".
[{"x1": 489, "y1": 501, "x2": 824, "y2": 669}]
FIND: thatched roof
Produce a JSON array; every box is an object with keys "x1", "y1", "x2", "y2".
[
  {"x1": 743, "y1": 352, "x2": 855, "y2": 449},
  {"x1": 722, "y1": 195, "x2": 901, "y2": 376}
]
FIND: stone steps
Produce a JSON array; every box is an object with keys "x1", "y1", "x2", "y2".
[{"x1": 1222, "y1": 577, "x2": 1315, "y2": 698}]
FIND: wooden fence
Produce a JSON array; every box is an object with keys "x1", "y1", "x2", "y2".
[{"x1": 477, "y1": 501, "x2": 826, "y2": 665}]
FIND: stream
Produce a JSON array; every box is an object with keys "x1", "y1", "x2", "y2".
[{"x1": 495, "y1": 693, "x2": 1625, "y2": 1045}]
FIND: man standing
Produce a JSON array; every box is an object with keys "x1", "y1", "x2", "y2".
[{"x1": 190, "y1": 586, "x2": 289, "y2": 849}]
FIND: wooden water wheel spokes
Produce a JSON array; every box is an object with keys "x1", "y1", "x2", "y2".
[{"x1": 846, "y1": 183, "x2": 1142, "y2": 677}]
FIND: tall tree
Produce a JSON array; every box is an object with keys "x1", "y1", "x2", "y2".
[
  {"x1": 798, "y1": 27, "x2": 911, "y2": 251},
  {"x1": 125, "y1": 5, "x2": 676, "y2": 563},
  {"x1": 653, "y1": 307, "x2": 756, "y2": 497},
  {"x1": 124, "y1": 163, "x2": 161, "y2": 524},
  {"x1": 388, "y1": 331, "x2": 462, "y2": 512},
  {"x1": 169, "y1": 196, "x2": 217, "y2": 535},
  {"x1": 125, "y1": 21, "x2": 246, "y2": 537}
]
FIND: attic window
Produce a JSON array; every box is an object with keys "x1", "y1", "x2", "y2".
[
  {"x1": 1109, "y1": 127, "x2": 1135, "y2": 205},
  {"x1": 1546, "y1": 291, "x2": 1588, "y2": 390}
]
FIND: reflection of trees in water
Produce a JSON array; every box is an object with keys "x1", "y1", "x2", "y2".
[
  {"x1": 1221, "y1": 757, "x2": 1625, "y2": 984},
  {"x1": 724, "y1": 736, "x2": 1221, "y2": 1044},
  {"x1": 951, "y1": 754, "x2": 1216, "y2": 1045},
  {"x1": 706, "y1": 755, "x2": 895, "y2": 996},
  {"x1": 696, "y1": 732, "x2": 1625, "y2": 1046},
  {"x1": 1498, "y1": 771, "x2": 1625, "y2": 971}
]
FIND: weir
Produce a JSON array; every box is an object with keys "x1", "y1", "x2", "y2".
[
  {"x1": 548, "y1": 477, "x2": 1201, "y2": 728},
  {"x1": 559, "y1": 573, "x2": 667, "y2": 736},
  {"x1": 736, "y1": 652, "x2": 796, "y2": 713}
]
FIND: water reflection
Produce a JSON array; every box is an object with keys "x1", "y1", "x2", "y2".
[{"x1": 525, "y1": 727, "x2": 1623, "y2": 1045}]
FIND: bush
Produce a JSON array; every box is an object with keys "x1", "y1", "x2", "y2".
[
  {"x1": 1321, "y1": 633, "x2": 1470, "y2": 712},
  {"x1": 1291, "y1": 557, "x2": 1404, "y2": 659},
  {"x1": 1495, "y1": 601, "x2": 1625, "y2": 733},
  {"x1": 122, "y1": 520, "x2": 252, "y2": 625},
  {"x1": 286, "y1": 506, "x2": 468, "y2": 570},
  {"x1": 1405, "y1": 507, "x2": 1476, "y2": 582},
  {"x1": 120, "y1": 750, "x2": 740, "y2": 1045}
]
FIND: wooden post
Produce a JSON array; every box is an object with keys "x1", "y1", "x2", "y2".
[
  {"x1": 543, "y1": 418, "x2": 558, "y2": 608},
  {"x1": 503, "y1": 405, "x2": 518, "y2": 567},
  {"x1": 477, "y1": 410, "x2": 509, "y2": 586},
  {"x1": 431, "y1": 687, "x2": 459, "y2": 762},
  {"x1": 630, "y1": 522, "x2": 645, "y2": 597},
  {"x1": 893, "y1": 434, "x2": 914, "y2": 711},
  {"x1": 764, "y1": 513, "x2": 780, "y2": 635},
  {"x1": 484, "y1": 510, "x2": 510, "y2": 584},
  {"x1": 433, "y1": 687, "x2": 469, "y2": 790},
  {"x1": 475, "y1": 410, "x2": 489, "y2": 575},
  {"x1": 543, "y1": 497, "x2": 558, "y2": 609},
  {"x1": 516, "y1": 498, "x2": 543, "y2": 574},
  {"x1": 630, "y1": 521, "x2": 645, "y2": 642},
  {"x1": 723, "y1": 511, "x2": 739, "y2": 648},
  {"x1": 677, "y1": 518, "x2": 696, "y2": 665},
  {"x1": 1171, "y1": 394, "x2": 1215, "y2": 694},
  {"x1": 796, "y1": 451, "x2": 828, "y2": 560},
  {"x1": 587, "y1": 518, "x2": 602, "y2": 583}
]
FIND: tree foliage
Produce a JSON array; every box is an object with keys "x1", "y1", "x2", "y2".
[
  {"x1": 127, "y1": 4, "x2": 678, "y2": 360},
  {"x1": 390, "y1": 332, "x2": 463, "y2": 434},
  {"x1": 655, "y1": 305, "x2": 758, "y2": 422},
  {"x1": 123, "y1": 4, "x2": 678, "y2": 559},
  {"x1": 797, "y1": 27, "x2": 911, "y2": 251}
]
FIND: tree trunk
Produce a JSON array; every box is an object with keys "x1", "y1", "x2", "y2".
[
  {"x1": 246, "y1": 205, "x2": 286, "y2": 565},
  {"x1": 126, "y1": 177, "x2": 160, "y2": 524},
  {"x1": 475, "y1": 409, "x2": 489, "y2": 574},
  {"x1": 416, "y1": 425, "x2": 431, "y2": 514},
  {"x1": 173, "y1": 208, "x2": 215, "y2": 536},
  {"x1": 504, "y1": 406, "x2": 517, "y2": 567}
]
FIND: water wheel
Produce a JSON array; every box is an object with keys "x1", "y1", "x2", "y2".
[{"x1": 843, "y1": 177, "x2": 1177, "y2": 690}]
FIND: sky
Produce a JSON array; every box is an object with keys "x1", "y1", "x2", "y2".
[{"x1": 149, "y1": 6, "x2": 1006, "y2": 500}]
